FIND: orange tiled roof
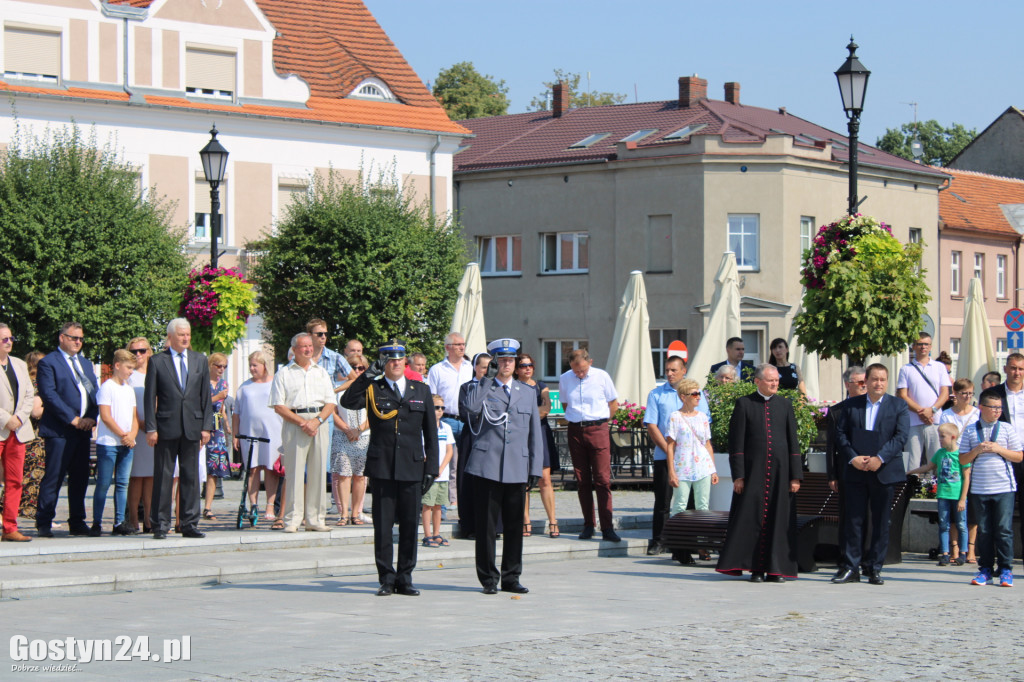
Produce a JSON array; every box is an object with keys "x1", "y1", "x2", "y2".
[
  {"x1": 36, "y1": 0, "x2": 468, "y2": 136},
  {"x1": 939, "y1": 167, "x2": 1024, "y2": 237}
]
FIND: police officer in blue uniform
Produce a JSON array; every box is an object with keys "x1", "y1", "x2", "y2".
[
  {"x1": 460, "y1": 338, "x2": 544, "y2": 594},
  {"x1": 341, "y1": 339, "x2": 438, "y2": 596}
]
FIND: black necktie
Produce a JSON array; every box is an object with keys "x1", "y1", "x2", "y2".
[{"x1": 178, "y1": 352, "x2": 188, "y2": 390}]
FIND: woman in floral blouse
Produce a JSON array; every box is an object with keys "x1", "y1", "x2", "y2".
[{"x1": 665, "y1": 377, "x2": 718, "y2": 516}]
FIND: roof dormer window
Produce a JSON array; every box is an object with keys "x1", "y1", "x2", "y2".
[
  {"x1": 4, "y1": 26, "x2": 61, "y2": 84},
  {"x1": 349, "y1": 77, "x2": 396, "y2": 101},
  {"x1": 185, "y1": 47, "x2": 236, "y2": 102}
]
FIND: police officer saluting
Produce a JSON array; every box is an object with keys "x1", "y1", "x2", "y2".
[
  {"x1": 460, "y1": 338, "x2": 543, "y2": 595},
  {"x1": 341, "y1": 339, "x2": 438, "y2": 596}
]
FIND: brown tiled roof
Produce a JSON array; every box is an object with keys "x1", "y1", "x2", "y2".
[
  {"x1": 939, "y1": 168, "x2": 1024, "y2": 237},
  {"x1": 42, "y1": 0, "x2": 468, "y2": 135},
  {"x1": 453, "y1": 97, "x2": 944, "y2": 176}
]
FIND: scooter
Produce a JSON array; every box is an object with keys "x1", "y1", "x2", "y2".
[{"x1": 235, "y1": 433, "x2": 270, "y2": 529}]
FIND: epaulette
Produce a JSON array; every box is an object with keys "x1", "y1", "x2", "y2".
[{"x1": 373, "y1": 374, "x2": 385, "y2": 382}]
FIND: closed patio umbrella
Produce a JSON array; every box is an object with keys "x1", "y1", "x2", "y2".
[
  {"x1": 956, "y1": 277, "x2": 996, "y2": 389},
  {"x1": 606, "y1": 270, "x2": 657, "y2": 406},
  {"x1": 687, "y1": 252, "x2": 742, "y2": 384},
  {"x1": 450, "y1": 262, "x2": 487, "y2": 359}
]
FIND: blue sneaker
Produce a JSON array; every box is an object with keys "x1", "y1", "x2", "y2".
[
  {"x1": 972, "y1": 568, "x2": 992, "y2": 585},
  {"x1": 1000, "y1": 569, "x2": 1013, "y2": 587}
]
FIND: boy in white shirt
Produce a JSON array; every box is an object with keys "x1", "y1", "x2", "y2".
[
  {"x1": 93, "y1": 350, "x2": 139, "y2": 536},
  {"x1": 422, "y1": 395, "x2": 454, "y2": 547}
]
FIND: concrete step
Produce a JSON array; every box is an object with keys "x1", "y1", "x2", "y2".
[{"x1": 0, "y1": 527, "x2": 653, "y2": 600}]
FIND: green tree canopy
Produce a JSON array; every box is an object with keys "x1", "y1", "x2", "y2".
[
  {"x1": 0, "y1": 123, "x2": 190, "y2": 362},
  {"x1": 875, "y1": 120, "x2": 977, "y2": 167},
  {"x1": 432, "y1": 61, "x2": 510, "y2": 120},
  {"x1": 529, "y1": 69, "x2": 627, "y2": 111},
  {"x1": 247, "y1": 168, "x2": 467, "y2": 364}
]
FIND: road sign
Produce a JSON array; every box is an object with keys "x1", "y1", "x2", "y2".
[
  {"x1": 667, "y1": 340, "x2": 688, "y2": 362},
  {"x1": 1006, "y1": 309, "x2": 1024, "y2": 332},
  {"x1": 1009, "y1": 332, "x2": 1024, "y2": 349}
]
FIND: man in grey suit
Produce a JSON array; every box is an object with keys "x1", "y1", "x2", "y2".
[
  {"x1": 144, "y1": 318, "x2": 213, "y2": 539},
  {"x1": 460, "y1": 338, "x2": 543, "y2": 595}
]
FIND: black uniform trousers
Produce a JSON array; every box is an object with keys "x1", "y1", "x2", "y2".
[
  {"x1": 651, "y1": 459, "x2": 671, "y2": 544},
  {"x1": 371, "y1": 478, "x2": 420, "y2": 588},
  {"x1": 474, "y1": 478, "x2": 526, "y2": 588},
  {"x1": 151, "y1": 436, "x2": 201, "y2": 533},
  {"x1": 842, "y1": 476, "x2": 894, "y2": 574}
]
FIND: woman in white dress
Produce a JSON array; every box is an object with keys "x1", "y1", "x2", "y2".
[
  {"x1": 330, "y1": 356, "x2": 370, "y2": 525},
  {"x1": 125, "y1": 337, "x2": 154, "y2": 533},
  {"x1": 233, "y1": 350, "x2": 284, "y2": 528}
]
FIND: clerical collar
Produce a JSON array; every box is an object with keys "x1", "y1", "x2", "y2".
[{"x1": 757, "y1": 390, "x2": 773, "y2": 401}]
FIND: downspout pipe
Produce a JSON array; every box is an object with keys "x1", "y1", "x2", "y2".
[
  {"x1": 100, "y1": 2, "x2": 148, "y2": 103},
  {"x1": 429, "y1": 134, "x2": 441, "y2": 217}
]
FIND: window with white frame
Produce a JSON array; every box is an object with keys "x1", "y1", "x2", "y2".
[
  {"x1": 4, "y1": 26, "x2": 61, "y2": 83},
  {"x1": 951, "y1": 251, "x2": 961, "y2": 296},
  {"x1": 740, "y1": 329, "x2": 762, "y2": 366},
  {"x1": 541, "y1": 232, "x2": 588, "y2": 274},
  {"x1": 908, "y1": 228, "x2": 922, "y2": 274},
  {"x1": 997, "y1": 254, "x2": 1007, "y2": 298},
  {"x1": 478, "y1": 235, "x2": 522, "y2": 275},
  {"x1": 728, "y1": 214, "x2": 759, "y2": 270},
  {"x1": 974, "y1": 253, "x2": 984, "y2": 288},
  {"x1": 185, "y1": 47, "x2": 235, "y2": 100},
  {"x1": 541, "y1": 339, "x2": 587, "y2": 381},
  {"x1": 194, "y1": 178, "x2": 227, "y2": 243},
  {"x1": 277, "y1": 183, "x2": 307, "y2": 221},
  {"x1": 950, "y1": 338, "x2": 960, "y2": 359},
  {"x1": 650, "y1": 328, "x2": 685, "y2": 378},
  {"x1": 800, "y1": 216, "x2": 815, "y2": 262}
]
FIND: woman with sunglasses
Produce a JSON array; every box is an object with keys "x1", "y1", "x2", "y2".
[
  {"x1": 514, "y1": 352, "x2": 559, "y2": 538},
  {"x1": 125, "y1": 337, "x2": 154, "y2": 532},
  {"x1": 940, "y1": 377, "x2": 980, "y2": 563},
  {"x1": 330, "y1": 354, "x2": 371, "y2": 525},
  {"x1": 202, "y1": 352, "x2": 230, "y2": 521},
  {"x1": 665, "y1": 378, "x2": 718, "y2": 523}
]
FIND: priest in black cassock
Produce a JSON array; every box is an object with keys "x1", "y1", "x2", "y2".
[{"x1": 716, "y1": 364, "x2": 802, "y2": 582}]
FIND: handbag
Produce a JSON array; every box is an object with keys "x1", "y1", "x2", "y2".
[{"x1": 273, "y1": 455, "x2": 286, "y2": 477}]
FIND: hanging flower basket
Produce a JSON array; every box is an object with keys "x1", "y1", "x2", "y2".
[{"x1": 179, "y1": 266, "x2": 257, "y2": 354}]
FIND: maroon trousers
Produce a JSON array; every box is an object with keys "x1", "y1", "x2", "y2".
[{"x1": 567, "y1": 423, "x2": 614, "y2": 531}]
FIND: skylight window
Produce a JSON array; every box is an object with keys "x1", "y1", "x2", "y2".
[
  {"x1": 620, "y1": 129, "x2": 658, "y2": 143},
  {"x1": 663, "y1": 124, "x2": 706, "y2": 141},
  {"x1": 569, "y1": 133, "x2": 611, "y2": 149}
]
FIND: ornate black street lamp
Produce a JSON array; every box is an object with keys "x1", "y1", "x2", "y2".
[
  {"x1": 835, "y1": 37, "x2": 870, "y2": 215},
  {"x1": 199, "y1": 125, "x2": 229, "y2": 268}
]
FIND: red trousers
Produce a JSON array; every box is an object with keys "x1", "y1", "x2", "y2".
[
  {"x1": 1, "y1": 432, "x2": 26, "y2": 534},
  {"x1": 567, "y1": 423, "x2": 614, "y2": 531}
]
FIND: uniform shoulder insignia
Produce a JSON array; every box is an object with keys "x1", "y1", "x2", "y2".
[{"x1": 373, "y1": 374, "x2": 385, "y2": 382}]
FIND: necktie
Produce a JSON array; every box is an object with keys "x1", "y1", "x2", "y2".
[
  {"x1": 72, "y1": 356, "x2": 96, "y2": 399},
  {"x1": 503, "y1": 383, "x2": 510, "y2": 398},
  {"x1": 178, "y1": 352, "x2": 188, "y2": 390}
]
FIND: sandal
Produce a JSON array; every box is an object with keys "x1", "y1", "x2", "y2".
[
  {"x1": 422, "y1": 536, "x2": 440, "y2": 548},
  {"x1": 271, "y1": 519, "x2": 285, "y2": 530},
  {"x1": 523, "y1": 523, "x2": 532, "y2": 537},
  {"x1": 548, "y1": 522, "x2": 560, "y2": 538},
  {"x1": 967, "y1": 542, "x2": 977, "y2": 564},
  {"x1": 698, "y1": 549, "x2": 712, "y2": 561},
  {"x1": 435, "y1": 535, "x2": 449, "y2": 546},
  {"x1": 203, "y1": 509, "x2": 217, "y2": 521},
  {"x1": 350, "y1": 516, "x2": 366, "y2": 525},
  {"x1": 336, "y1": 516, "x2": 348, "y2": 526}
]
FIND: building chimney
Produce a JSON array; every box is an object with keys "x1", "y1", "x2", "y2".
[
  {"x1": 724, "y1": 82, "x2": 740, "y2": 105},
  {"x1": 552, "y1": 80, "x2": 569, "y2": 118},
  {"x1": 678, "y1": 75, "x2": 707, "y2": 108}
]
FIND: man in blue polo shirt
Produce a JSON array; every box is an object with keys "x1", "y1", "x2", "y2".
[{"x1": 643, "y1": 355, "x2": 710, "y2": 555}]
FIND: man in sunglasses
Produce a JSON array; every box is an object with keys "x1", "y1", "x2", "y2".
[
  {"x1": 306, "y1": 319, "x2": 352, "y2": 393},
  {"x1": 35, "y1": 322, "x2": 99, "y2": 538}
]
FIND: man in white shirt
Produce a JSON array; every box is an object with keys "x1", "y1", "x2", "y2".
[
  {"x1": 896, "y1": 333, "x2": 951, "y2": 470},
  {"x1": 427, "y1": 332, "x2": 473, "y2": 440},
  {"x1": 559, "y1": 349, "x2": 620, "y2": 541}
]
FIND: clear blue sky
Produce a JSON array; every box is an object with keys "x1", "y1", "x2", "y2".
[{"x1": 364, "y1": 0, "x2": 1023, "y2": 144}]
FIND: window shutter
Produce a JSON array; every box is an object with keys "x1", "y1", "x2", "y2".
[
  {"x1": 186, "y1": 48, "x2": 235, "y2": 92},
  {"x1": 4, "y1": 28, "x2": 60, "y2": 77}
]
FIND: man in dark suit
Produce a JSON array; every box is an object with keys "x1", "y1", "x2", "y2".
[
  {"x1": 144, "y1": 318, "x2": 213, "y2": 539},
  {"x1": 461, "y1": 338, "x2": 543, "y2": 595},
  {"x1": 709, "y1": 337, "x2": 755, "y2": 381},
  {"x1": 826, "y1": 366, "x2": 868, "y2": 556},
  {"x1": 833, "y1": 363, "x2": 910, "y2": 585},
  {"x1": 341, "y1": 339, "x2": 438, "y2": 596},
  {"x1": 35, "y1": 321, "x2": 99, "y2": 537}
]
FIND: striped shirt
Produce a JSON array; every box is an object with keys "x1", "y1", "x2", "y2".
[{"x1": 959, "y1": 419, "x2": 1021, "y2": 495}]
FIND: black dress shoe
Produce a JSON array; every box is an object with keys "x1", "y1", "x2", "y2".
[
  {"x1": 646, "y1": 540, "x2": 660, "y2": 556},
  {"x1": 749, "y1": 572, "x2": 764, "y2": 583},
  {"x1": 69, "y1": 525, "x2": 91, "y2": 536},
  {"x1": 88, "y1": 524, "x2": 102, "y2": 537},
  {"x1": 376, "y1": 584, "x2": 394, "y2": 596},
  {"x1": 766, "y1": 575, "x2": 786, "y2": 583},
  {"x1": 578, "y1": 526, "x2": 594, "y2": 540},
  {"x1": 501, "y1": 582, "x2": 529, "y2": 594},
  {"x1": 867, "y1": 572, "x2": 885, "y2": 585},
  {"x1": 36, "y1": 527, "x2": 54, "y2": 538},
  {"x1": 395, "y1": 585, "x2": 420, "y2": 596},
  {"x1": 831, "y1": 568, "x2": 861, "y2": 584},
  {"x1": 181, "y1": 528, "x2": 206, "y2": 539},
  {"x1": 482, "y1": 585, "x2": 499, "y2": 595},
  {"x1": 602, "y1": 529, "x2": 622, "y2": 543},
  {"x1": 152, "y1": 530, "x2": 167, "y2": 539}
]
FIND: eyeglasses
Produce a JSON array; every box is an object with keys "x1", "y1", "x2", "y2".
[
  {"x1": 312, "y1": 331, "x2": 327, "y2": 337},
  {"x1": 0, "y1": 337, "x2": 14, "y2": 344},
  {"x1": 354, "y1": 365, "x2": 366, "y2": 371},
  {"x1": 213, "y1": 364, "x2": 227, "y2": 369},
  {"x1": 434, "y1": 406, "x2": 445, "y2": 411},
  {"x1": 63, "y1": 334, "x2": 84, "y2": 342},
  {"x1": 686, "y1": 392, "x2": 701, "y2": 397},
  {"x1": 847, "y1": 380, "x2": 866, "y2": 387},
  {"x1": 981, "y1": 404, "x2": 1003, "y2": 410},
  {"x1": 129, "y1": 348, "x2": 149, "y2": 355},
  {"x1": 518, "y1": 363, "x2": 533, "y2": 368}
]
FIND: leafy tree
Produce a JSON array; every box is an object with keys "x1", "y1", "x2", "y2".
[
  {"x1": 529, "y1": 69, "x2": 627, "y2": 111},
  {"x1": 432, "y1": 61, "x2": 510, "y2": 120},
  {"x1": 793, "y1": 214, "x2": 929, "y2": 367},
  {"x1": 248, "y1": 168, "x2": 467, "y2": 364},
  {"x1": 875, "y1": 120, "x2": 977, "y2": 167},
  {"x1": 0, "y1": 123, "x2": 190, "y2": 362}
]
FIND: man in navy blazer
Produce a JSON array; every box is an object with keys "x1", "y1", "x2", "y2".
[
  {"x1": 832, "y1": 363, "x2": 910, "y2": 585},
  {"x1": 709, "y1": 337, "x2": 755, "y2": 381},
  {"x1": 35, "y1": 322, "x2": 99, "y2": 537}
]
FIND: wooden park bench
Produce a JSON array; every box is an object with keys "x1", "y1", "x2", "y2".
[{"x1": 662, "y1": 472, "x2": 917, "y2": 572}]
